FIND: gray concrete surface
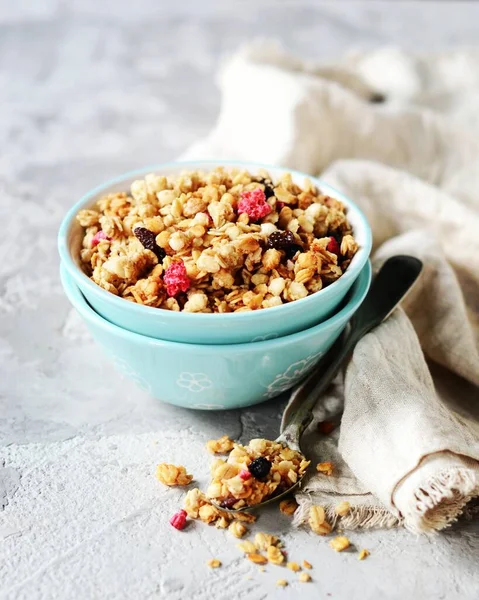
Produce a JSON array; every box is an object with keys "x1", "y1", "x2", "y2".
[{"x1": 1, "y1": 1, "x2": 478, "y2": 599}]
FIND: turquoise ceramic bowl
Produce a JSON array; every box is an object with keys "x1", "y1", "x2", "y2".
[
  {"x1": 58, "y1": 161, "x2": 372, "y2": 344},
  {"x1": 60, "y1": 261, "x2": 371, "y2": 410}
]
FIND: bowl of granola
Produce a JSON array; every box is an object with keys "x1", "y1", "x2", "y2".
[
  {"x1": 59, "y1": 260, "x2": 371, "y2": 409},
  {"x1": 58, "y1": 161, "x2": 371, "y2": 344}
]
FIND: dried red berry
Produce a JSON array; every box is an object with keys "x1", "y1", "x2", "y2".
[
  {"x1": 239, "y1": 469, "x2": 252, "y2": 481},
  {"x1": 163, "y1": 260, "x2": 190, "y2": 297},
  {"x1": 91, "y1": 231, "x2": 110, "y2": 247},
  {"x1": 238, "y1": 188, "x2": 272, "y2": 221},
  {"x1": 134, "y1": 227, "x2": 166, "y2": 261},
  {"x1": 170, "y1": 509, "x2": 187, "y2": 530},
  {"x1": 327, "y1": 236, "x2": 340, "y2": 255}
]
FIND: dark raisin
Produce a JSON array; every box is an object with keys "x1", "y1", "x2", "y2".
[
  {"x1": 266, "y1": 230, "x2": 295, "y2": 250},
  {"x1": 248, "y1": 457, "x2": 272, "y2": 479},
  {"x1": 220, "y1": 497, "x2": 238, "y2": 509},
  {"x1": 133, "y1": 227, "x2": 166, "y2": 261},
  {"x1": 255, "y1": 177, "x2": 275, "y2": 199}
]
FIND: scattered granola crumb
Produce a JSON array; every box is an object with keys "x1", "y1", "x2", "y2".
[
  {"x1": 247, "y1": 553, "x2": 268, "y2": 565},
  {"x1": 236, "y1": 540, "x2": 257, "y2": 554},
  {"x1": 229, "y1": 520, "x2": 248, "y2": 539},
  {"x1": 318, "y1": 421, "x2": 336, "y2": 434},
  {"x1": 358, "y1": 549, "x2": 370, "y2": 561},
  {"x1": 303, "y1": 560, "x2": 312, "y2": 569},
  {"x1": 316, "y1": 461, "x2": 334, "y2": 476},
  {"x1": 259, "y1": 567, "x2": 265, "y2": 573},
  {"x1": 254, "y1": 532, "x2": 279, "y2": 551},
  {"x1": 267, "y1": 545, "x2": 285, "y2": 565},
  {"x1": 330, "y1": 536, "x2": 351, "y2": 552},
  {"x1": 287, "y1": 561, "x2": 301, "y2": 572},
  {"x1": 207, "y1": 559, "x2": 222, "y2": 568},
  {"x1": 206, "y1": 435, "x2": 235, "y2": 454},
  {"x1": 308, "y1": 505, "x2": 332, "y2": 535},
  {"x1": 299, "y1": 572, "x2": 312, "y2": 583},
  {"x1": 276, "y1": 579, "x2": 288, "y2": 587},
  {"x1": 335, "y1": 501, "x2": 351, "y2": 516},
  {"x1": 279, "y1": 498, "x2": 298, "y2": 516},
  {"x1": 156, "y1": 463, "x2": 193, "y2": 486},
  {"x1": 169, "y1": 509, "x2": 187, "y2": 530}
]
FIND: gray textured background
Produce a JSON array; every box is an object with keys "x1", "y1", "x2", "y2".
[{"x1": 1, "y1": 1, "x2": 479, "y2": 599}]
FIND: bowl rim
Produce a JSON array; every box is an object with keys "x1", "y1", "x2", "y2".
[
  {"x1": 60, "y1": 260, "x2": 372, "y2": 352},
  {"x1": 58, "y1": 160, "x2": 372, "y2": 322}
]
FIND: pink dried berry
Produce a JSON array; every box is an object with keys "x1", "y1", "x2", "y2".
[
  {"x1": 327, "y1": 236, "x2": 340, "y2": 255},
  {"x1": 170, "y1": 509, "x2": 187, "y2": 530},
  {"x1": 91, "y1": 231, "x2": 110, "y2": 247},
  {"x1": 163, "y1": 260, "x2": 190, "y2": 297},
  {"x1": 239, "y1": 469, "x2": 251, "y2": 481},
  {"x1": 238, "y1": 188, "x2": 272, "y2": 221}
]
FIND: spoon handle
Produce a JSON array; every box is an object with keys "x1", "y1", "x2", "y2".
[{"x1": 278, "y1": 256, "x2": 423, "y2": 448}]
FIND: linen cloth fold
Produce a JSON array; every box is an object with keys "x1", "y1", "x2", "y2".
[{"x1": 182, "y1": 42, "x2": 479, "y2": 533}]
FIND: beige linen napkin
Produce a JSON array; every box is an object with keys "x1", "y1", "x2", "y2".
[{"x1": 182, "y1": 42, "x2": 479, "y2": 532}]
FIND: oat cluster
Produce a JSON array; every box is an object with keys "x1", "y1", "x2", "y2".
[
  {"x1": 76, "y1": 167, "x2": 358, "y2": 312},
  {"x1": 205, "y1": 438, "x2": 310, "y2": 509}
]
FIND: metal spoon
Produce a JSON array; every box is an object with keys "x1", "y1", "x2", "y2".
[{"x1": 218, "y1": 255, "x2": 423, "y2": 512}]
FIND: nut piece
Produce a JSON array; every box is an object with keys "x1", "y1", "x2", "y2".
[
  {"x1": 247, "y1": 553, "x2": 268, "y2": 565},
  {"x1": 358, "y1": 549, "x2": 370, "y2": 561},
  {"x1": 236, "y1": 541, "x2": 256, "y2": 554},
  {"x1": 302, "y1": 560, "x2": 312, "y2": 569},
  {"x1": 299, "y1": 572, "x2": 312, "y2": 583},
  {"x1": 276, "y1": 580, "x2": 288, "y2": 587},
  {"x1": 330, "y1": 536, "x2": 351, "y2": 552},
  {"x1": 335, "y1": 501, "x2": 351, "y2": 517},
  {"x1": 287, "y1": 562, "x2": 301, "y2": 572},
  {"x1": 279, "y1": 499, "x2": 298, "y2": 516},
  {"x1": 207, "y1": 559, "x2": 222, "y2": 568},
  {"x1": 267, "y1": 545, "x2": 285, "y2": 565},
  {"x1": 229, "y1": 521, "x2": 248, "y2": 539},
  {"x1": 156, "y1": 463, "x2": 193, "y2": 486},
  {"x1": 206, "y1": 435, "x2": 235, "y2": 454},
  {"x1": 309, "y1": 505, "x2": 332, "y2": 535},
  {"x1": 316, "y1": 461, "x2": 334, "y2": 476}
]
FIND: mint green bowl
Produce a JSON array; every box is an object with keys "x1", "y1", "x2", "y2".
[
  {"x1": 58, "y1": 161, "x2": 372, "y2": 344},
  {"x1": 60, "y1": 261, "x2": 371, "y2": 410}
]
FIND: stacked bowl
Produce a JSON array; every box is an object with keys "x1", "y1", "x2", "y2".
[{"x1": 58, "y1": 161, "x2": 372, "y2": 410}]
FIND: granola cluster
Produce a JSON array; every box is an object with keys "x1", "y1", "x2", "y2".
[
  {"x1": 76, "y1": 167, "x2": 358, "y2": 312},
  {"x1": 205, "y1": 438, "x2": 310, "y2": 509}
]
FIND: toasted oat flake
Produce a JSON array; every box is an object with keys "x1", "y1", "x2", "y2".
[
  {"x1": 229, "y1": 520, "x2": 248, "y2": 539},
  {"x1": 76, "y1": 168, "x2": 358, "y2": 312},
  {"x1": 207, "y1": 559, "x2": 222, "y2": 568},
  {"x1": 279, "y1": 498, "x2": 298, "y2": 516},
  {"x1": 287, "y1": 562, "x2": 301, "y2": 572},
  {"x1": 302, "y1": 560, "x2": 312, "y2": 569},
  {"x1": 267, "y1": 545, "x2": 285, "y2": 565},
  {"x1": 358, "y1": 549, "x2": 370, "y2": 560},
  {"x1": 247, "y1": 553, "x2": 268, "y2": 565},
  {"x1": 254, "y1": 532, "x2": 279, "y2": 551},
  {"x1": 236, "y1": 540, "x2": 257, "y2": 554},
  {"x1": 316, "y1": 461, "x2": 334, "y2": 476},
  {"x1": 330, "y1": 536, "x2": 351, "y2": 552},
  {"x1": 335, "y1": 501, "x2": 351, "y2": 516},
  {"x1": 276, "y1": 579, "x2": 288, "y2": 587},
  {"x1": 299, "y1": 572, "x2": 312, "y2": 583},
  {"x1": 156, "y1": 463, "x2": 193, "y2": 486},
  {"x1": 206, "y1": 435, "x2": 235, "y2": 454}
]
